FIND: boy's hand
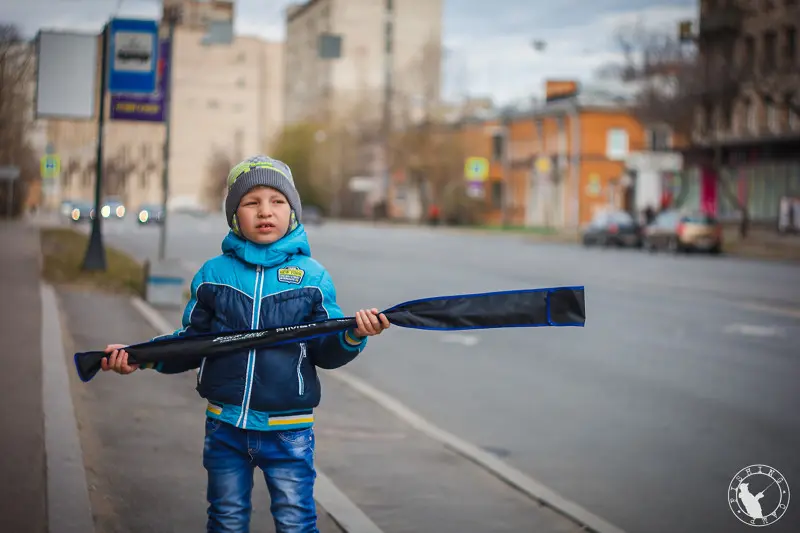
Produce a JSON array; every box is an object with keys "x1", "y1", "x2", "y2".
[
  {"x1": 353, "y1": 308, "x2": 390, "y2": 338},
  {"x1": 101, "y1": 344, "x2": 139, "y2": 375}
]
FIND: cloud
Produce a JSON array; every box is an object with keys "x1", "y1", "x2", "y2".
[
  {"x1": 3, "y1": 0, "x2": 697, "y2": 105},
  {"x1": 4, "y1": 0, "x2": 161, "y2": 36},
  {"x1": 442, "y1": 0, "x2": 697, "y2": 104}
]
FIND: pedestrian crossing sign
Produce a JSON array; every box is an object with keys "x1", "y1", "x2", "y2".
[
  {"x1": 464, "y1": 157, "x2": 489, "y2": 182},
  {"x1": 41, "y1": 155, "x2": 61, "y2": 179}
]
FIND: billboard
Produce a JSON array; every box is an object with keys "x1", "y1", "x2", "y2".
[
  {"x1": 109, "y1": 39, "x2": 170, "y2": 122},
  {"x1": 35, "y1": 31, "x2": 99, "y2": 120}
]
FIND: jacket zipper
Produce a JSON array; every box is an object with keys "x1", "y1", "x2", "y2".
[
  {"x1": 297, "y1": 342, "x2": 307, "y2": 395},
  {"x1": 197, "y1": 357, "x2": 206, "y2": 385},
  {"x1": 238, "y1": 265, "x2": 263, "y2": 428}
]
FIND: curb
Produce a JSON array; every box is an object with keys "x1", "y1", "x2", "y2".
[
  {"x1": 324, "y1": 370, "x2": 628, "y2": 533},
  {"x1": 41, "y1": 283, "x2": 96, "y2": 533},
  {"x1": 129, "y1": 296, "x2": 386, "y2": 533}
]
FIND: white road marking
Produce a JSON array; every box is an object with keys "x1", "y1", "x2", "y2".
[
  {"x1": 723, "y1": 323, "x2": 785, "y2": 338},
  {"x1": 130, "y1": 296, "x2": 387, "y2": 533},
  {"x1": 440, "y1": 333, "x2": 480, "y2": 346}
]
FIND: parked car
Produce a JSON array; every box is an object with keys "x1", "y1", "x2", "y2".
[
  {"x1": 101, "y1": 196, "x2": 126, "y2": 219},
  {"x1": 303, "y1": 205, "x2": 324, "y2": 225},
  {"x1": 60, "y1": 200, "x2": 74, "y2": 218},
  {"x1": 69, "y1": 201, "x2": 95, "y2": 223},
  {"x1": 643, "y1": 210, "x2": 722, "y2": 254},
  {"x1": 582, "y1": 210, "x2": 642, "y2": 248},
  {"x1": 137, "y1": 204, "x2": 165, "y2": 225}
]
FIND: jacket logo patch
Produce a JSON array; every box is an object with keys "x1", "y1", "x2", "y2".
[{"x1": 277, "y1": 266, "x2": 305, "y2": 284}]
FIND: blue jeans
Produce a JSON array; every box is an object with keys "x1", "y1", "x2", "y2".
[{"x1": 202, "y1": 417, "x2": 318, "y2": 533}]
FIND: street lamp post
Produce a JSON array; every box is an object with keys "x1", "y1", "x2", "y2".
[
  {"x1": 157, "y1": 6, "x2": 179, "y2": 261},
  {"x1": 82, "y1": 24, "x2": 110, "y2": 271}
]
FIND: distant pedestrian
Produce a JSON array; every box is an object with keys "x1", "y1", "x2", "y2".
[{"x1": 101, "y1": 155, "x2": 390, "y2": 533}]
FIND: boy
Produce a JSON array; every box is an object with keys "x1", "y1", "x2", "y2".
[{"x1": 101, "y1": 155, "x2": 390, "y2": 533}]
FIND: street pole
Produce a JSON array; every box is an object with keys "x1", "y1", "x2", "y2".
[
  {"x1": 6, "y1": 180, "x2": 13, "y2": 219},
  {"x1": 500, "y1": 112, "x2": 511, "y2": 228},
  {"x1": 380, "y1": 0, "x2": 394, "y2": 218},
  {"x1": 158, "y1": 11, "x2": 177, "y2": 261},
  {"x1": 82, "y1": 23, "x2": 109, "y2": 272}
]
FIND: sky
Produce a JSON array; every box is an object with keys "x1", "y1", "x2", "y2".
[{"x1": 2, "y1": 0, "x2": 697, "y2": 106}]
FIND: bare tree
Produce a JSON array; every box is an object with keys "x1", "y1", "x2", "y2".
[
  {"x1": 0, "y1": 23, "x2": 38, "y2": 216},
  {"x1": 598, "y1": 17, "x2": 755, "y2": 237},
  {"x1": 269, "y1": 122, "x2": 330, "y2": 210},
  {"x1": 203, "y1": 147, "x2": 234, "y2": 208},
  {"x1": 389, "y1": 36, "x2": 466, "y2": 221}
]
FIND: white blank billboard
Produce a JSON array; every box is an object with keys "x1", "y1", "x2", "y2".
[{"x1": 35, "y1": 31, "x2": 99, "y2": 120}]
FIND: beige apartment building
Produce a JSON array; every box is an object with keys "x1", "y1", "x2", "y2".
[
  {"x1": 48, "y1": 8, "x2": 283, "y2": 212},
  {"x1": 283, "y1": 0, "x2": 444, "y2": 129}
]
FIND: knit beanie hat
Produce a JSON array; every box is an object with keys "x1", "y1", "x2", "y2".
[{"x1": 224, "y1": 155, "x2": 303, "y2": 236}]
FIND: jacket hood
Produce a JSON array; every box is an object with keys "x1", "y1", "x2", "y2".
[{"x1": 221, "y1": 224, "x2": 311, "y2": 267}]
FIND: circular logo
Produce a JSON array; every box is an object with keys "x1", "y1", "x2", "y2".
[{"x1": 729, "y1": 464, "x2": 790, "y2": 527}]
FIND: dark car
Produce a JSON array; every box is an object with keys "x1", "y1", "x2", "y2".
[
  {"x1": 303, "y1": 206, "x2": 324, "y2": 225},
  {"x1": 643, "y1": 210, "x2": 722, "y2": 254},
  {"x1": 101, "y1": 196, "x2": 126, "y2": 219},
  {"x1": 582, "y1": 210, "x2": 642, "y2": 248},
  {"x1": 137, "y1": 204, "x2": 165, "y2": 225},
  {"x1": 69, "y1": 201, "x2": 95, "y2": 223}
]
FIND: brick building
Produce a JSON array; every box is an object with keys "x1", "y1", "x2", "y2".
[{"x1": 684, "y1": 0, "x2": 800, "y2": 223}]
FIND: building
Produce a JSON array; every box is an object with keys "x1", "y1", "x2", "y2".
[
  {"x1": 388, "y1": 84, "x2": 651, "y2": 229},
  {"x1": 163, "y1": 0, "x2": 234, "y2": 31},
  {"x1": 282, "y1": 0, "x2": 444, "y2": 129},
  {"x1": 47, "y1": 5, "x2": 283, "y2": 212},
  {"x1": 686, "y1": 0, "x2": 800, "y2": 223}
]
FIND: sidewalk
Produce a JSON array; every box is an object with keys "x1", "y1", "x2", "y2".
[
  {"x1": 0, "y1": 220, "x2": 47, "y2": 533},
  {"x1": 153, "y1": 308, "x2": 590, "y2": 533},
  {"x1": 56, "y1": 287, "x2": 346, "y2": 533}
]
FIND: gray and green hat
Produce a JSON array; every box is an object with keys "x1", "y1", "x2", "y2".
[{"x1": 224, "y1": 155, "x2": 302, "y2": 235}]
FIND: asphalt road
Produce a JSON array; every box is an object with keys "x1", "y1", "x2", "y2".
[{"x1": 81, "y1": 214, "x2": 800, "y2": 533}]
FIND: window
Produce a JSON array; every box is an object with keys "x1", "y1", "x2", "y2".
[
  {"x1": 786, "y1": 26, "x2": 797, "y2": 66},
  {"x1": 763, "y1": 31, "x2": 777, "y2": 72},
  {"x1": 491, "y1": 132, "x2": 505, "y2": 161},
  {"x1": 743, "y1": 35, "x2": 756, "y2": 73},
  {"x1": 606, "y1": 128, "x2": 629, "y2": 160},
  {"x1": 766, "y1": 100, "x2": 779, "y2": 132},
  {"x1": 556, "y1": 117, "x2": 567, "y2": 154},
  {"x1": 490, "y1": 181, "x2": 503, "y2": 209},
  {"x1": 535, "y1": 120, "x2": 544, "y2": 151},
  {"x1": 745, "y1": 99, "x2": 758, "y2": 133},
  {"x1": 646, "y1": 126, "x2": 672, "y2": 151}
]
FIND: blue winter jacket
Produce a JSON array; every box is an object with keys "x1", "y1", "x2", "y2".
[{"x1": 143, "y1": 224, "x2": 367, "y2": 431}]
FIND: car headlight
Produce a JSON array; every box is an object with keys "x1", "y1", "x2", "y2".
[
  {"x1": 139, "y1": 210, "x2": 149, "y2": 223},
  {"x1": 71, "y1": 209, "x2": 80, "y2": 221},
  {"x1": 101, "y1": 205, "x2": 111, "y2": 218},
  {"x1": 116, "y1": 205, "x2": 125, "y2": 217}
]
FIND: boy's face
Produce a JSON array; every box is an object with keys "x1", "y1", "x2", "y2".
[{"x1": 236, "y1": 186, "x2": 292, "y2": 244}]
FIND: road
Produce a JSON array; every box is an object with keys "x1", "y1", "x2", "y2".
[{"x1": 83, "y1": 214, "x2": 800, "y2": 533}]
